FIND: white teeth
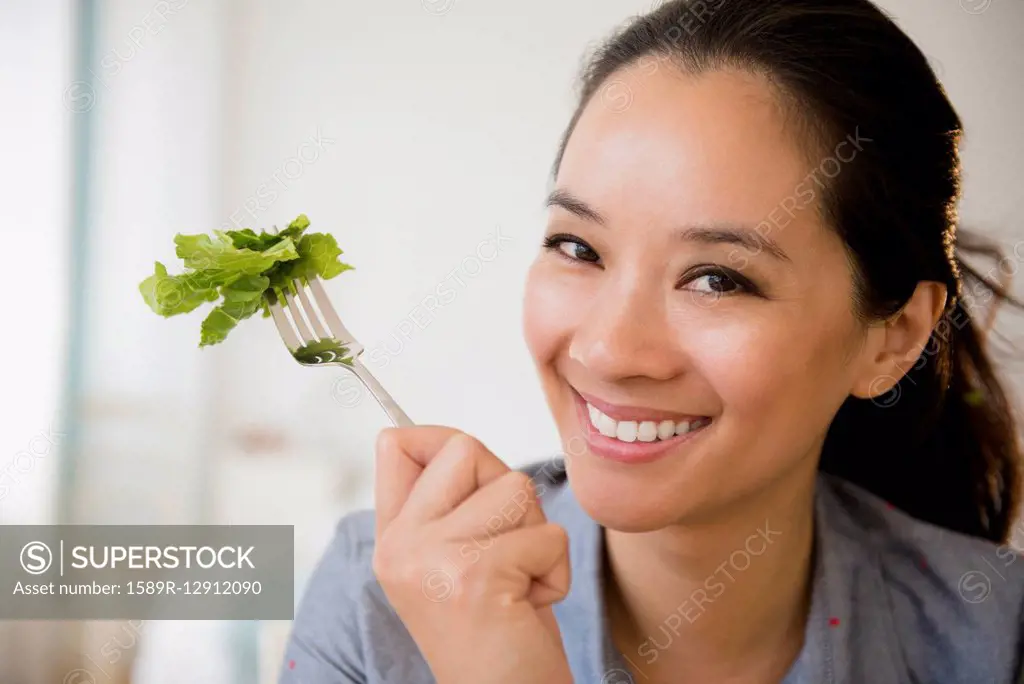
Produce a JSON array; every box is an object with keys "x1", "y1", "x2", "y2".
[
  {"x1": 637, "y1": 421, "x2": 658, "y2": 442},
  {"x1": 585, "y1": 402, "x2": 708, "y2": 444},
  {"x1": 597, "y1": 412, "x2": 618, "y2": 438},
  {"x1": 616, "y1": 421, "x2": 638, "y2": 442}
]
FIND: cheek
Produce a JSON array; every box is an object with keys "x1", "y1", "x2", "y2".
[
  {"x1": 523, "y1": 261, "x2": 581, "y2": 367},
  {"x1": 677, "y1": 307, "x2": 854, "y2": 422}
]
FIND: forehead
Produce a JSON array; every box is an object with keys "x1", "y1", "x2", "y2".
[{"x1": 558, "y1": 63, "x2": 817, "y2": 233}]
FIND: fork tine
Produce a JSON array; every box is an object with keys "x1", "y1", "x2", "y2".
[
  {"x1": 283, "y1": 287, "x2": 317, "y2": 345},
  {"x1": 267, "y1": 294, "x2": 303, "y2": 350},
  {"x1": 308, "y1": 276, "x2": 358, "y2": 343},
  {"x1": 295, "y1": 280, "x2": 330, "y2": 340}
]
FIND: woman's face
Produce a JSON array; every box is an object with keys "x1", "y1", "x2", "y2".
[{"x1": 524, "y1": 64, "x2": 875, "y2": 531}]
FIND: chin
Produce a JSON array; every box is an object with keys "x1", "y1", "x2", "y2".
[{"x1": 561, "y1": 446, "x2": 726, "y2": 533}]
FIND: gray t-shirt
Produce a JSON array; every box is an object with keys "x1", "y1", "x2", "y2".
[{"x1": 278, "y1": 459, "x2": 1024, "y2": 683}]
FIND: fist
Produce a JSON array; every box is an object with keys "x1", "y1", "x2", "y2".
[{"x1": 372, "y1": 426, "x2": 574, "y2": 684}]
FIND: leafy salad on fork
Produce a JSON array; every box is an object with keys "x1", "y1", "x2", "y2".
[
  {"x1": 139, "y1": 214, "x2": 352, "y2": 350},
  {"x1": 140, "y1": 213, "x2": 413, "y2": 426}
]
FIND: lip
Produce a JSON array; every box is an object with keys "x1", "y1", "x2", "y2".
[
  {"x1": 576, "y1": 390, "x2": 707, "y2": 423},
  {"x1": 572, "y1": 390, "x2": 711, "y2": 465}
]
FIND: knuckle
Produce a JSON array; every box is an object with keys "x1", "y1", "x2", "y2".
[
  {"x1": 445, "y1": 431, "x2": 487, "y2": 460},
  {"x1": 459, "y1": 567, "x2": 498, "y2": 602},
  {"x1": 374, "y1": 427, "x2": 401, "y2": 459},
  {"x1": 503, "y1": 473, "x2": 536, "y2": 509},
  {"x1": 505, "y1": 470, "x2": 535, "y2": 494},
  {"x1": 479, "y1": 512, "x2": 505, "y2": 537},
  {"x1": 373, "y1": 550, "x2": 426, "y2": 590},
  {"x1": 373, "y1": 530, "x2": 420, "y2": 584},
  {"x1": 371, "y1": 537, "x2": 402, "y2": 581},
  {"x1": 503, "y1": 471, "x2": 538, "y2": 511},
  {"x1": 547, "y1": 523, "x2": 569, "y2": 550}
]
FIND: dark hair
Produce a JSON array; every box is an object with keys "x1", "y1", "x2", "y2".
[{"x1": 553, "y1": 0, "x2": 1022, "y2": 542}]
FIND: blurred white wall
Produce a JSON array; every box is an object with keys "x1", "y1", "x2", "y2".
[
  {"x1": 0, "y1": 0, "x2": 72, "y2": 526},
  {"x1": 1, "y1": 0, "x2": 1022, "y2": 682},
  {"x1": 0, "y1": 2, "x2": 74, "y2": 682}
]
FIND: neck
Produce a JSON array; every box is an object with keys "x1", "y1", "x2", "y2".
[{"x1": 604, "y1": 463, "x2": 818, "y2": 682}]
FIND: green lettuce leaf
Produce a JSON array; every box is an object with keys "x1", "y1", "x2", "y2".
[
  {"x1": 174, "y1": 231, "x2": 299, "y2": 273},
  {"x1": 224, "y1": 214, "x2": 311, "y2": 254},
  {"x1": 139, "y1": 262, "x2": 223, "y2": 316},
  {"x1": 199, "y1": 274, "x2": 270, "y2": 347},
  {"x1": 139, "y1": 214, "x2": 353, "y2": 347},
  {"x1": 277, "y1": 213, "x2": 311, "y2": 241},
  {"x1": 223, "y1": 228, "x2": 266, "y2": 251},
  {"x1": 266, "y1": 232, "x2": 353, "y2": 295}
]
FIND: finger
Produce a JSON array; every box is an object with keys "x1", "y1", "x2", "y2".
[
  {"x1": 486, "y1": 523, "x2": 571, "y2": 608},
  {"x1": 443, "y1": 470, "x2": 546, "y2": 540},
  {"x1": 400, "y1": 432, "x2": 510, "y2": 523},
  {"x1": 374, "y1": 425, "x2": 462, "y2": 539}
]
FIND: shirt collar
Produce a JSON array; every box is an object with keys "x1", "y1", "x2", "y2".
[
  {"x1": 544, "y1": 474, "x2": 617, "y2": 681},
  {"x1": 545, "y1": 471, "x2": 908, "y2": 684}
]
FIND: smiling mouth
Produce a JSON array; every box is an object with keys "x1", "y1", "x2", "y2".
[{"x1": 571, "y1": 390, "x2": 713, "y2": 464}]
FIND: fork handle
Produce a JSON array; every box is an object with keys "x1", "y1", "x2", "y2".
[{"x1": 349, "y1": 358, "x2": 415, "y2": 427}]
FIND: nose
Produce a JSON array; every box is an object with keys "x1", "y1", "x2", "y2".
[{"x1": 569, "y1": 275, "x2": 687, "y2": 382}]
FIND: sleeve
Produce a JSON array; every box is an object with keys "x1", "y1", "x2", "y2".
[{"x1": 277, "y1": 513, "x2": 374, "y2": 684}]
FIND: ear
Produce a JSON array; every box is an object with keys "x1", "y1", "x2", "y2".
[{"x1": 850, "y1": 281, "x2": 949, "y2": 400}]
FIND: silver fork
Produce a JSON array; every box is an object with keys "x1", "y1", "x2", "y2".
[{"x1": 267, "y1": 276, "x2": 414, "y2": 427}]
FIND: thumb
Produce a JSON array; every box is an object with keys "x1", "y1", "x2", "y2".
[{"x1": 491, "y1": 523, "x2": 572, "y2": 608}]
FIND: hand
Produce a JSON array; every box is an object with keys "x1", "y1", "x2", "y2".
[{"x1": 372, "y1": 426, "x2": 574, "y2": 684}]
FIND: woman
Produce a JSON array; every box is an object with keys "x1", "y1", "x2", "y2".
[{"x1": 280, "y1": 0, "x2": 1024, "y2": 682}]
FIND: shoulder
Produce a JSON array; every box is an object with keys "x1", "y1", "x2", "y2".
[
  {"x1": 818, "y1": 474, "x2": 1024, "y2": 681},
  {"x1": 280, "y1": 508, "x2": 407, "y2": 683},
  {"x1": 279, "y1": 457, "x2": 575, "y2": 683}
]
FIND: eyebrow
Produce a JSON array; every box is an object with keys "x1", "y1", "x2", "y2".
[
  {"x1": 545, "y1": 188, "x2": 607, "y2": 225},
  {"x1": 545, "y1": 188, "x2": 790, "y2": 263},
  {"x1": 676, "y1": 225, "x2": 791, "y2": 262}
]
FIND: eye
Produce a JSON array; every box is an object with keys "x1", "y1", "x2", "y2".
[
  {"x1": 679, "y1": 266, "x2": 754, "y2": 296},
  {"x1": 543, "y1": 233, "x2": 601, "y2": 265}
]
